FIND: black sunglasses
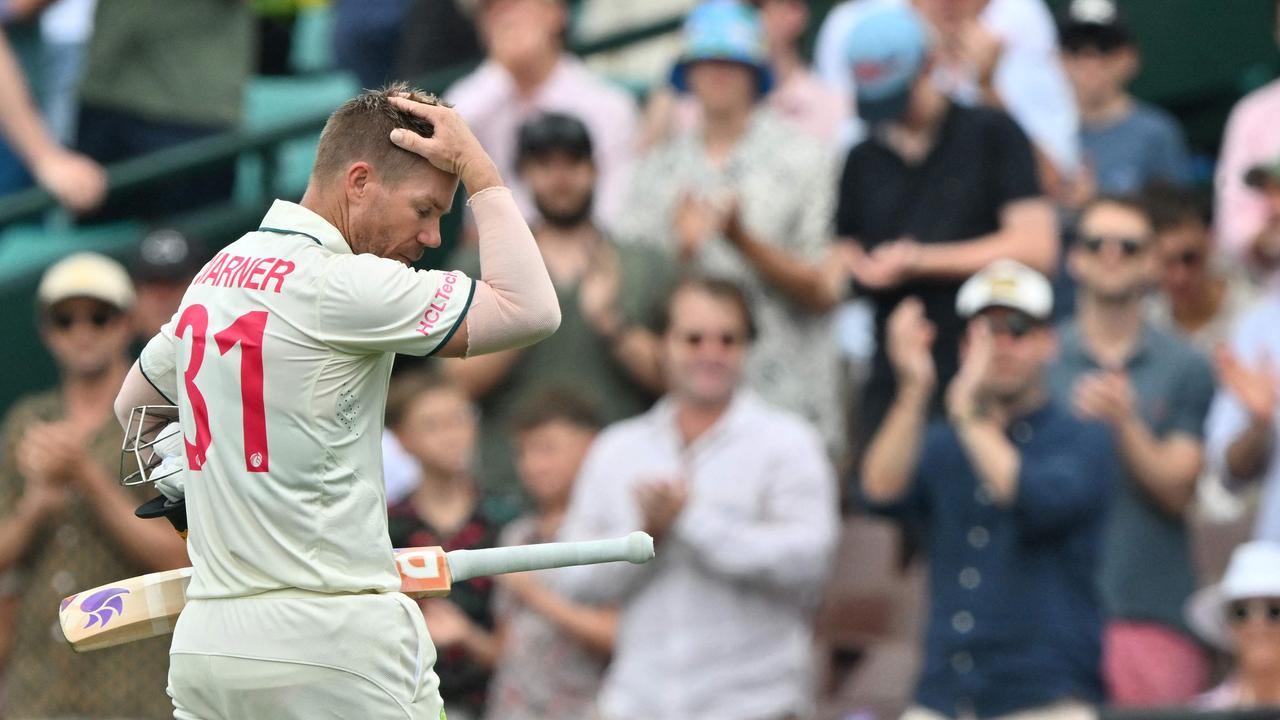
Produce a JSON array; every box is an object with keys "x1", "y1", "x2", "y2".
[
  {"x1": 1227, "y1": 599, "x2": 1280, "y2": 625},
  {"x1": 983, "y1": 313, "x2": 1040, "y2": 339},
  {"x1": 47, "y1": 308, "x2": 119, "y2": 331},
  {"x1": 681, "y1": 331, "x2": 744, "y2": 349},
  {"x1": 1081, "y1": 234, "x2": 1148, "y2": 257}
]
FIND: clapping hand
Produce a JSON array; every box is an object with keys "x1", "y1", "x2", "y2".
[
  {"x1": 1073, "y1": 369, "x2": 1137, "y2": 428},
  {"x1": 634, "y1": 477, "x2": 688, "y2": 543},
  {"x1": 885, "y1": 297, "x2": 937, "y2": 396},
  {"x1": 1216, "y1": 346, "x2": 1278, "y2": 425}
]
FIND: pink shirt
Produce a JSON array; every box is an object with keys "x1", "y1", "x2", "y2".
[
  {"x1": 1215, "y1": 78, "x2": 1280, "y2": 260},
  {"x1": 446, "y1": 55, "x2": 639, "y2": 226},
  {"x1": 767, "y1": 68, "x2": 850, "y2": 146}
]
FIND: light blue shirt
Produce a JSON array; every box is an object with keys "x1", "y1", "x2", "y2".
[{"x1": 1206, "y1": 292, "x2": 1280, "y2": 542}]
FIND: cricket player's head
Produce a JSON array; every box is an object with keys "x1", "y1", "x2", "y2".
[
  {"x1": 510, "y1": 388, "x2": 602, "y2": 510},
  {"x1": 386, "y1": 372, "x2": 478, "y2": 479},
  {"x1": 36, "y1": 252, "x2": 136, "y2": 380},
  {"x1": 310, "y1": 83, "x2": 458, "y2": 266},
  {"x1": 659, "y1": 277, "x2": 757, "y2": 409}
]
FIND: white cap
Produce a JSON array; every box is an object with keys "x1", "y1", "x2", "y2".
[
  {"x1": 36, "y1": 252, "x2": 136, "y2": 311},
  {"x1": 1186, "y1": 540, "x2": 1280, "y2": 650},
  {"x1": 955, "y1": 259, "x2": 1053, "y2": 320}
]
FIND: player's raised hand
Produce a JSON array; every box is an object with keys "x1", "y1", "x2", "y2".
[{"x1": 387, "y1": 96, "x2": 501, "y2": 192}]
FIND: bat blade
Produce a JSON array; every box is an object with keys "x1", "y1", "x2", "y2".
[{"x1": 59, "y1": 567, "x2": 192, "y2": 653}]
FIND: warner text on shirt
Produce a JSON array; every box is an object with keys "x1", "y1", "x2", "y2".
[{"x1": 192, "y1": 251, "x2": 296, "y2": 293}]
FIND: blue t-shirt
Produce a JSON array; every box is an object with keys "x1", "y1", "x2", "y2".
[
  {"x1": 1080, "y1": 101, "x2": 1190, "y2": 194},
  {"x1": 861, "y1": 401, "x2": 1115, "y2": 718}
]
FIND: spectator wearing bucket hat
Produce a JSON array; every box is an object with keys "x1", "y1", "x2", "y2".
[
  {"x1": 1187, "y1": 541, "x2": 1280, "y2": 708},
  {"x1": 0, "y1": 253, "x2": 187, "y2": 718},
  {"x1": 617, "y1": 0, "x2": 847, "y2": 456},
  {"x1": 834, "y1": 1, "x2": 1057, "y2": 443},
  {"x1": 860, "y1": 259, "x2": 1113, "y2": 720},
  {"x1": 444, "y1": 0, "x2": 638, "y2": 226}
]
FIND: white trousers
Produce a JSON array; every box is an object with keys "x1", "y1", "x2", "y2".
[{"x1": 168, "y1": 592, "x2": 444, "y2": 720}]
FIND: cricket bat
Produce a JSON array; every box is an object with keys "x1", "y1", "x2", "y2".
[{"x1": 59, "y1": 531, "x2": 654, "y2": 653}]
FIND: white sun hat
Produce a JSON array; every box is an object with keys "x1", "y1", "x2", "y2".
[
  {"x1": 955, "y1": 259, "x2": 1053, "y2": 321},
  {"x1": 1186, "y1": 540, "x2": 1280, "y2": 651}
]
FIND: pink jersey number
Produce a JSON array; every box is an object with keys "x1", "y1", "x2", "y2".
[{"x1": 178, "y1": 304, "x2": 271, "y2": 473}]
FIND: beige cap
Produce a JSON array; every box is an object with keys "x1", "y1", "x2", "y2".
[
  {"x1": 37, "y1": 252, "x2": 136, "y2": 311},
  {"x1": 956, "y1": 259, "x2": 1053, "y2": 320}
]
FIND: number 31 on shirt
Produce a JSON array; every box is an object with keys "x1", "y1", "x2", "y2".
[{"x1": 175, "y1": 304, "x2": 269, "y2": 473}]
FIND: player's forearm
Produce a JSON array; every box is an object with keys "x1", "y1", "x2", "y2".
[
  {"x1": 77, "y1": 462, "x2": 189, "y2": 572},
  {"x1": 861, "y1": 387, "x2": 930, "y2": 503},
  {"x1": 1227, "y1": 418, "x2": 1275, "y2": 482},
  {"x1": 1115, "y1": 419, "x2": 1199, "y2": 516},
  {"x1": 464, "y1": 187, "x2": 561, "y2": 355}
]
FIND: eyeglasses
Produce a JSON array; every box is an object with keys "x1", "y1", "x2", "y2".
[
  {"x1": 983, "y1": 313, "x2": 1040, "y2": 339},
  {"x1": 680, "y1": 331, "x2": 745, "y2": 349},
  {"x1": 1081, "y1": 234, "x2": 1149, "y2": 257},
  {"x1": 46, "y1": 308, "x2": 119, "y2": 331},
  {"x1": 1227, "y1": 599, "x2": 1280, "y2": 625}
]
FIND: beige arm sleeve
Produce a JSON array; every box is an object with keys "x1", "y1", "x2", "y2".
[{"x1": 463, "y1": 186, "x2": 561, "y2": 356}]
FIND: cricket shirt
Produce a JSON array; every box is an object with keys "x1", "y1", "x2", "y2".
[{"x1": 139, "y1": 199, "x2": 474, "y2": 599}]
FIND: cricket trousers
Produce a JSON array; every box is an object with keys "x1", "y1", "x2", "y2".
[{"x1": 168, "y1": 591, "x2": 445, "y2": 719}]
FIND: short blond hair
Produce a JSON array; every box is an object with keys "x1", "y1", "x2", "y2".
[{"x1": 312, "y1": 82, "x2": 449, "y2": 183}]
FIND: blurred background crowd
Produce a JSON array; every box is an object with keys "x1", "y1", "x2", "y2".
[{"x1": 2, "y1": 0, "x2": 1280, "y2": 718}]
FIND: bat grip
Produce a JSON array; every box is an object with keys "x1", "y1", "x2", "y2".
[{"x1": 445, "y1": 531, "x2": 654, "y2": 582}]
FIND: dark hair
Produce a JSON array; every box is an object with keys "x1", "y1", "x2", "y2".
[
  {"x1": 657, "y1": 275, "x2": 758, "y2": 341},
  {"x1": 385, "y1": 371, "x2": 466, "y2": 429},
  {"x1": 510, "y1": 387, "x2": 604, "y2": 435},
  {"x1": 1141, "y1": 180, "x2": 1212, "y2": 234},
  {"x1": 312, "y1": 82, "x2": 449, "y2": 183},
  {"x1": 1080, "y1": 193, "x2": 1152, "y2": 228},
  {"x1": 516, "y1": 112, "x2": 594, "y2": 167}
]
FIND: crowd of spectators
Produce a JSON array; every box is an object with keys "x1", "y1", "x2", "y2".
[{"x1": 4, "y1": 0, "x2": 1280, "y2": 718}]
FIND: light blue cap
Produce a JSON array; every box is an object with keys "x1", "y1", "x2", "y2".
[
  {"x1": 843, "y1": 2, "x2": 931, "y2": 124},
  {"x1": 671, "y1": 0, "x2": 774, "y2": 96}
]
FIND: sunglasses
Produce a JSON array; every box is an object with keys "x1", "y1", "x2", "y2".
[
  {"x1": 680, "y1": 331, "x2": 745, "y2": 349},
  {"x1": 46, "y1": 308, "x2": 119, "y2": 331},
  {"x1": 1081, "y1": 234, "x2": 1148, "y2": 257},
  {"x1": 982, "y1": 313, "x2": 1042, "y2": 339},
  {"x1": 1227, "y1": 599, "x2": 1280, "y2": 625}
]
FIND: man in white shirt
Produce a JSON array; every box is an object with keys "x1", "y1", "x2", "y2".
[
  {"x1": 113, "y1": 84, "x2": 560, "y2": 719},
  {"x1": 555, "y1": 276, "x2": 839, "y2": 720}
]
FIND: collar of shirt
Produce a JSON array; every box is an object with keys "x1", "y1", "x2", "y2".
[
  {"x1": 1060, "y1": 318, "x2": 1155, "y2": 370},
  {"x1": 646, "y1": 389, "x2": 762, "y2": 462},
  {"x1": 258, "y1": 199, "x2": 352, "y2": 255}
]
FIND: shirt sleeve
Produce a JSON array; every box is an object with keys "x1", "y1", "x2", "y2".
[
  {"x1": 672, "y1": 422, "x2": 838, "y2": 598},
  {"x1": 1013, "y1": 421, "x2": 1115, "y2": 541},
  {"x1": 987, "y1": 110, "x2": 1043, "y2": 206},
  {"x1": 138, "y1": 316, "x2": 180, "y2": 404},
  {"x1": 318, "y1": 254, "x2": 475, "y2": 356},
  {"x1": 1167, "y1": 348, "x2": 1217, "y2": 440}
]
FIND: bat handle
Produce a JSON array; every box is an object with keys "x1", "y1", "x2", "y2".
[{"x1": 445, "y1": 531, "x2": 655, "y2": 582}]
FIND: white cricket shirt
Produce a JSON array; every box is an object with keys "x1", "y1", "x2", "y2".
[{"x1": 139, "y1": 200, "x2": 474, "y2": 599}]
